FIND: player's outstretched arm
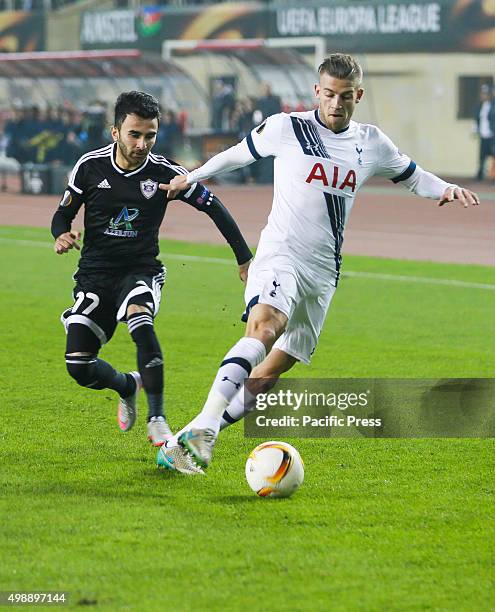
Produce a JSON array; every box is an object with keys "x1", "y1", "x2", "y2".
[
  {"x1": 377, "y1": 130, "x2": 481, "y2": 209},
  {"x1": 158, "y1": 139, "x2": 258, "y2": 198},
  {"x1": 159, "y1": 114, "x2": 282, "y2": 198},
  {"x1": 399, "y1": 165, "x2": 481, "y2": 208},
  {"x1": 53, "y1": 231, "x2": 81, "y2": 254},
  {"x1": 202, "y1": 195, "x2": 253, "y2": 275},
  {"x1": 438, "y1": 185, "x2": 480, "y2": 208},
  {"x1": 51, "y1": 188, "x2": 84, "y2": 255},
  {"x1": 179, "y1": 186, "x2": 253, "y2": 274}
]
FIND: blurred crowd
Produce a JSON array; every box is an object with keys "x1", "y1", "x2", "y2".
[
  {"x1": 0, "y1": 82, "x2": 312, "y2": 178},
  {"x1": 213, "y1": 81, "x2": 313, "y2": 183},
  {"x1": 213, "y1": 81, "x2": 312, "y2": 138},
  {"x1": 1, "y1": 82, "x2": 489, "y2": 191},
  {"x1": 0, "y1": 101, "x2": 188, "y2": 166},
  {"x1": 0, "y1": 102, "x2": 108, "y2": 166}
]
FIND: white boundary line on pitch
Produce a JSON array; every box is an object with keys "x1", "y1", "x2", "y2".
[{"x1": 1, "y1": 236, "x2": 494, "y2": 291}]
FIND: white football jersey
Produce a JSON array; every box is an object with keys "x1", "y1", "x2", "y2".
[{"x1": 244, "y1": 110, "x2": 416, "y2": 283}]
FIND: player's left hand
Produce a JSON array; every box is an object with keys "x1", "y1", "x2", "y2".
[
  {"x1": 238, "y1": 259, "x2": 251, "y2": 283},
  {"x1": 159, "y1": 174, "x2": 190, "y2": 199},
  {"x1": 438, "y1": 186, "x2": 480, "y2": 208}
]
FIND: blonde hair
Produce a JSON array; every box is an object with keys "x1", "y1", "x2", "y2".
[{"x1": 318, "y1": 54, "x2": 363, "y2": 85}]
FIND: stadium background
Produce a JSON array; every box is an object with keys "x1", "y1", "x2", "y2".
[
  {"x1": 1, "y1": 0, "x2": 495, "y2": 179},
  {"x1": 0, "y1": 1, "x2": 494, "y2": 610}
]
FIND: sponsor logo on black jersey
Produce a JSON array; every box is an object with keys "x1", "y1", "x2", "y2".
[
  {"x1": 140, "y1": 179, "x2": 158, "y2": 199},
  {"x1": 59, "y1": 190, "x2": 72, "y2": 207},
  {"x1": 104, "y1": 206, "x2": 140, "y2": 238}
]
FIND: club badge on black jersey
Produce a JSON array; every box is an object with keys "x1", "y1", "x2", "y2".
[{"x1": 140, "y1": 179, "x2": 158, "y2": 199}]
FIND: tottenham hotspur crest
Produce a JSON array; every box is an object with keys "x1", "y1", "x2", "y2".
[
  {"x1": 140, "y1": 179, "x2": 158, "y2": 199},
  {"x1": 355, "y1": 144, "x2": 363, "y2": 166}
]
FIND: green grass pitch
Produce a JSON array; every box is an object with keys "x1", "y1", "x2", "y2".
[{"x1": 0, "y1": 226, "x2": 494, "y2": 610}]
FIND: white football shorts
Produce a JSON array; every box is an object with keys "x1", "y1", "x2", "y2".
[{"x1": 244, "y1": 253, "x2": 337, "y2": 365}]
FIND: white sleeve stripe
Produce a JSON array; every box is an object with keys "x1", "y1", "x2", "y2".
[
  {"x1": 77, "y1": 143, "x2": 113, "y2": 159},
  {"x1": 149, "y1": 154, "x2": 188, "y2": 175},
  {"x1": 68, "y1": 183, "x2": 83, "y2": 194},
  {"x1": 68, "y1": 145, "x2": 113, "y2": 192},
  {"x1": 187, "y1": 139, "x2": 255, "y2": 183},
  {"x1": 69, "y1": 144, "x2": 113, "y2": 172}
]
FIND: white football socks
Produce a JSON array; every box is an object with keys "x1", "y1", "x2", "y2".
[
  {"x1": 219, "y1": 385, "x2": 257, "y2": 430},
  {"x1": 184, "y1": 337, "x2": 266, "y2": 435}
]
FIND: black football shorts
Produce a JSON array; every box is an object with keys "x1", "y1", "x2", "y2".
[{"x1": 61, "y1": 265, "x2": 166, "y2": 346}]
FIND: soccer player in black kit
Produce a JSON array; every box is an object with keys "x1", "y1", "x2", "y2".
[{"x1": 51, "y1": 91, "x2": 252, "y2": 455}]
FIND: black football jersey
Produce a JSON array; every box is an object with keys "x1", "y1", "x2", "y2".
[{"x1": 51, "y1": 143, "x2": 252, "y2": 271}]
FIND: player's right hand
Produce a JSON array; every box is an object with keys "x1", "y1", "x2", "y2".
[
  {"x1": 438, "y1": 186, "x2": 480, "y2": 208},
  {"x1": 238, "y1": 259, "x2": 252, "y2": 284},
  {"x1": 54, "y1": 231, "x2": 81, "y2": 254},
  {"x1": 158, "y1": 174, "x2": 190, "y2": 198}
]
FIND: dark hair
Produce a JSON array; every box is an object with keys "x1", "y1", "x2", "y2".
[
  {"x1": 318, "y1": 54, "x2": 363, "y2": 85},
  {"x1": 114, "y1": 91, "x2": 161, "y2": 129}
]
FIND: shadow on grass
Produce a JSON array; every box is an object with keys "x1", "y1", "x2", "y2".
[{"x1": 3, "y1": 467, "x2": 193, "y2": 500}]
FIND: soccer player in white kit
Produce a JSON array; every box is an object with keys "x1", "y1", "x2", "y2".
[{"x1": 158, "y1": 54, "x2": 479, "y2": 473}]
